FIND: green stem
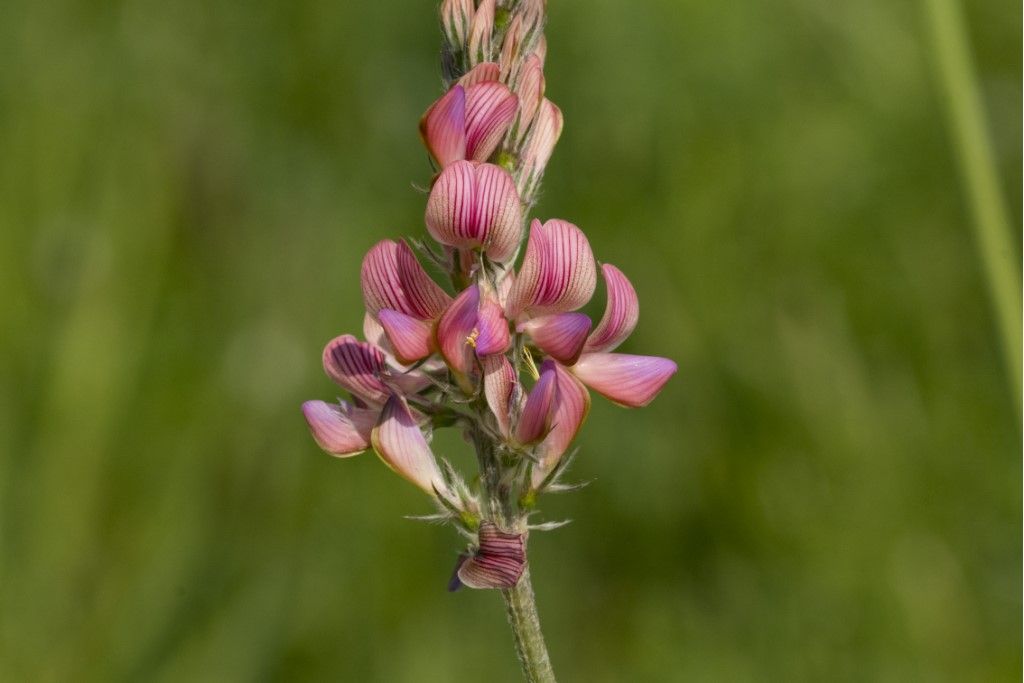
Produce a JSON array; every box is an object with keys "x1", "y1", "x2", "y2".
[
  {"x1": 923, "y1": 0, "x2": 1022, "y2": 411},
  {"x1": 502, "y1": 565, "x2": 557, "y2": 683}
]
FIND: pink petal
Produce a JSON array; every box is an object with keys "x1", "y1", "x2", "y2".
[
  {"x1": 424, "y1": 161, "x2": 522, "y2": 263},
  {"x1": 571, "y1": 353, "x2": 677, "y2": 408},
  {"x1": 455, "y1": 522, "x2": 526, "y2": 589},
  {"x1": 512, "y1": 54, "x2": 545, "y2": 146},
  {"x1": 302, "y1": 400, "x2": 376, "y2": 457},
  {"x1": 361, "y1": 239, "x2": 451, "y2": 320},
  {"x1": 436, "y1": 284, "x2": 480, "y2": 376},
  {"x1": 532, "y1": 35, "x2": 547, "y2": 66},
  {"x1": 371, "y1": 394, "x2": 447, "y2": 497},
  {"x1": 377, "y1": 309, "x2": 434, "y2": 364},
  {"x1": 507, "y1": 219, "x2": 596, "y2": 318},
  {"x1": 474, "y1": 289, "x2": 511, "y2": 356},
  {"x1": 517, "y1": 98, "x2": 563, "y2": 199},
  {"x1": 515, "y1": 359, "x2": 557, "y2": 444},
  {"x1": 459, "y1": 62, "x2": 500, "y2": 87},
  {"x1": 521, "y1": 312, "x2": 592, "y2": 365},
  {"x1": 395, "y1": 239, "x2": 452, "y2": 319},
  {"x1": 467, "y1": 0, "x2": 495, "y2": 64},
  {"x1": 322, "y1": 335, "x2": 390, "y2": 405},
  {"x1": 532, "y1": 363, "x2": 591, "y2": 487},
  {"x1": 420, "y1": 85, "x2": 467, "y2": 168},
  {"x1": 363, "y1": 312, "x2": 388, "y2": 349},
  {"x1": 440, "y1": 0, "x2": 474, "y2": 46},
  {"x1": 482, "y1": 354, "x2": 516, "y2": 438},
  {"x1": 464, "y1": 82, "x2": 518, "y2": 163},
  {"x1": 584, "y1": 264, "x2": 639, "y2": 353}
]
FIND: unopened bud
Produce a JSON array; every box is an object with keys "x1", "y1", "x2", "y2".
[
  {"x1": 440, "y1": 0, "x2": 474, "y2": 47},
  {"x1": 468, "y1": 0, "x2": 496, "y2": 65},
  {"x1": 517, "y1": 98, "x2": 563, "y2": 201}
]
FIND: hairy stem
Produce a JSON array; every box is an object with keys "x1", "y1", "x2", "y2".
[{"x1": 502, "y1": 565, "x2": 557, "y2": 683}]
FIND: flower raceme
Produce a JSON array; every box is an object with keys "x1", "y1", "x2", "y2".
[{"x1": 303, "y1": 0, "x2": 677, "y2": 596}]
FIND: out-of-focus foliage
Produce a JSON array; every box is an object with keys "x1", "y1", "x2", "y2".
[{"x1": 0, "y1": 0, "x2": 1019, "y2": 680}]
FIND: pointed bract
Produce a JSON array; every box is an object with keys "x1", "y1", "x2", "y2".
[
  {"x1": 302, "y1": 400, "x2": 376, "y2": 457},
  {"x1": 371, "y1": 394, "x2": 448, "y2": 497},
  {"x1": 572, "y1": 353, "x2": 677, "y2": 408},
  {"x1": 584, "y1": 263, "x2": 639, "y2": 353}
]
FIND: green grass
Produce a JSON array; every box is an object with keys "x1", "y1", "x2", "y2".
[{"x1": 0, "y1": 0, "x2": 1019, "y2": 680}]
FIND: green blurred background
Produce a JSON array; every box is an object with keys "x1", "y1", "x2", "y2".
[{"x1": 1, "y1": 0, "x2": 1020, "y2": 680}]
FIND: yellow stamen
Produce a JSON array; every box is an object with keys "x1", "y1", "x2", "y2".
[{"x1": 465, "y1": 328, "x2": 480, "y2": 348}]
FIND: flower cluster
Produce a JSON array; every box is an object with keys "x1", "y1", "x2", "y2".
[{"x1": 302, "y1": 0, "x2": 676, "y2": 590}]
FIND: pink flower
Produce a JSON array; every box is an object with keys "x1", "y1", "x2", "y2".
[
  {"x1": 420, "y1": 73, "x2": 518, "y2": 169},
  {"x1": 425, "y1": 160, "x2": 523, "y2": 263},
  {"x1": 360, "y1": 239, "x2": 452, "y2": 364},
  {"x1": 437, "y1": 283, "x2": 511, "y2": 377},
  {"x1": 517, "y1": 98, "x2": 563, "y2": 200}
]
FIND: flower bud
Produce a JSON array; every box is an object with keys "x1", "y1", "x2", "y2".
[
  {"x1": 516, "y1": 98, "x2": 562, "y2": 200},
  {"x1": 468, "y1": 0, "x2": 495, "y2": 65},
  {"x1": 440, "y1": 0, "x2": 474, "y2": 47}
]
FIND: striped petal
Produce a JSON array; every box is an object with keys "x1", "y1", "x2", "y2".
[
  {"x1": 302, "y1": 400, "x2": 376, "y2": 457},
  {"x1": 460, "y1": 61, "x2": 500, "y2": 87},
  {"x1": 474, "y1": 291, "x2": 511, "y2": 356},
  {"x1": 467, "y1": 0, "x2": 495, "y2": 64},
  {"x1": 454, "y1": 522, "x2": 526, "y2": 590},
  {"x1": 571, "y1": 353, "x2": 677, "y2": 408},
  {"x1": 322, "y1": 335, "x2": 390, "y2": 405},
  {"x1": 532, "y1": 363, "x2": 591, "y2": 488},
  {"x1": 498, "y1": 14, "x2": 525, "y2": 83},
  {"x1": 371, "y1": 394, "x2": 447, "y2": 497},
  {"x1": 425, "y1": 160, "x2": 522, "y2": 263},
  {"x1": 512, "y1": 54, "x2": 545, "y2": 146},
  {"x1": 464, "y1": 82, "x2": 518, "y2": 163},
  {"x1": 377, "y1": 309, "x2": 434, "y2": 364},
  {"x1": 521, "y1": 312, "x2": 592, "y2": 365},
  {"x1": 436, "y1": 284, "x2": 480, "y2": 375},
  {"x1": 420, "y1": 85, "x2": 466, "y2": 168},
  {"x1": 584, "y1": 264, "x2": 639, "y2": 353},
  {"x1": 517, "y1": 98, "x2": 563, "y2": 200},
  {"x1": 507, "y1": 219, "x2": 596, "y2": 318},
  {"x1": 482, "y1": 354, "x2": 517, "y2": 438},
  {"x1": 515, "y1": 359, "x2": 557, "y2": 444},
  {"x1": 361, "y1": 239, "x2": 451, "y2": 320},
  {"x1": 440, "y1": 0, "x2": 474, "y2": 46}
]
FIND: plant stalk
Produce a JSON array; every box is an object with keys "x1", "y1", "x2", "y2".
[{"x1": 502, "y1": 565, "x2": 557, "y2": 683}]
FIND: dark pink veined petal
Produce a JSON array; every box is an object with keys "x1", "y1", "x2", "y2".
[
  {"x1": 322, "y1": 335, "x2": 390, "y2": 405},
  {"x1": 468, "y1": 0, "x2": 495, "y2": 64},
  {"x1": 454, "y1": 522, "x2": 526, "y2": 590},
  {"x1": 584, "y1": 263, "x2": 640, "y2": 353},
  {"x1": 464, "y1": 81, "x2": 518, "y2": 163},
  {"x1": 424, "y1": 161, "x2": 522, "y2": 263},
  {"x1": 420, "y1": 85, "x2": 467, "y2": 168},
  {"x1": 474, "y1": 290, "x2": 511, "y2": 356},
  {"x1": 371, "y1": 394, "x2": 448, "y2": 497},
  {"x1": 460, "y1": 61, "x2": 500, "y2": 87},
  {"x1": 532, "y1": 363, "x2": 591, "y2": 488},
  {"x1": 508, "y1": 219, "x2": 596, "y2": 319},
  {"x1": 515, "y1": 359, "x2": 557, "y2": 444},
  {"x1": 436, "y1": 284, "x2": 480, "y2": 376},
  {"x1": 302, "y1": 400, "x2": 377, "y2": 457},
  {"x1": 521, "y1": 312, "x2": 592, "y2": 366},
  {"x1": 482, "y1": 354, "x2": 516, "y2": 437},
  {"x1": 474, "y1": 162, "x2": 522, "y2": 262},
  {"x1": 571, "y1": 353, "x2": 677, "y2": 408},
  {"x1": 517, "y1": 98, "x2": 563, "y2": 199},
  {"x1": 361, "y1": 240, "x2": 451, "y2": 320},
  {"x1": 377, "y1": 309, "x2": 434, "y2": 364},
  {"x1": 395, "y1": 239, "x2": 452, "y2": 319}
]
